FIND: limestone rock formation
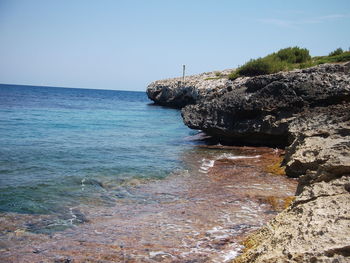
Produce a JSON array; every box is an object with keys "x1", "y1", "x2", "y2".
[
  {"x1": 181, "y1": 63, "x2": 350, "y2": 146},
  {"x1": 234, "y1": 104, "x2": 350, "y2": 263},
  {"x1": 146, "y1": 69, "x2": 232, "y2": 108},
  {"x1": 234, "y1": 176, "x2": 350, "y2": 263}
]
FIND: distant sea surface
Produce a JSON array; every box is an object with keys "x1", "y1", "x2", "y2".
[{"x1": 0, "y1": 84, "x2": 194, "y2": 225}]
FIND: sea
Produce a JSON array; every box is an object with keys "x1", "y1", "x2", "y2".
[
  {"x1": 0, "y1": 84, "x2": 195, "y2": 228},
  {"x1": 0, "y1": 84, "x2": 298, "y2": 262}
]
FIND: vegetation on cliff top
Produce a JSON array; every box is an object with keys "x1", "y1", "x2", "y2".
[{"x1": 228, "y1": 47, "x2": 350, "y2": 80}]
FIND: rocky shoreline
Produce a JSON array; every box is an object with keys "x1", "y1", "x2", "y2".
[{"x1": 147, "y1": 63, "x2": 350, "y2": 262}]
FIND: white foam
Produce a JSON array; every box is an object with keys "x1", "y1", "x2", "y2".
[
  {"x1": 217, "y1": 153, "x2": 261, "y2": 160},
  {"x1": 149, "y1": 251, "x2": 174, "y2": 258},
  {"x1": 198, "y1": 154, "x2": 260, "y2": 174},
  {"x1": 68, "y1": 207, "x2": 77, "y2": 224},
  {"x1": 206, "y1": 226, "x2": 223, "y2": 234},
  {"x1": 81, "y1": 178, "x2": 86, "y2": 191},
  {"x1": 229, "y1": 185, "x2": 273, "y2": 190},
  {"x1": 184, "y1": 132, "x2": 212, "y2": 141},
  {"x1": 199, "y1": 159, "x2": 215, "y2": 173},
  {"x1": 221, "y1": 246, "x2": 242, "y2": 262}
]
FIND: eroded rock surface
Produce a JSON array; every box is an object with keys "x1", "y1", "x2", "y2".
[
  {"x1": 286, "y1": 104, "x2": 350, "y2": 188},
  {"x1": 181, "y1": 63, "x2": 350, "y2": 146},
  {"x1": 234, "y1": 176, "x2": 350, "y2": 263},
  {"x1": 234, "y1": 104, "x2": 350, "y2": 263},
  {"x1": 146, "y1": 69, "x2": 233, "y2": 108}
]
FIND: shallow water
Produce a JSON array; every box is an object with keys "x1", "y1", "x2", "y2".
[
  {"x1": 0, "y1": 84, "x2": 195, "y2": 226},
  {"x1": 0, "y1": 85, "x2": 297, "y2": 262},
  {"x1": 0, "y1": 146, "x2": 297, "y2": 262}
]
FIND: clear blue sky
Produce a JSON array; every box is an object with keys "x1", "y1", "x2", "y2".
[{"x1": 0, "y1": 0, "x2": 349, "y2": 91}]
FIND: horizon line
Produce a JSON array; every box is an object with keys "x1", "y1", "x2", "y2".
[{"x1": 0, "y1": 82, "x2": 145, "y2": 93}]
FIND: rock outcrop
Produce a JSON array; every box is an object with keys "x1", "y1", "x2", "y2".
[
  {"x1": 234, "y1": 103, "x2": 350, "y2": 263},
  {"x1": 147, "y1": 62, "x2": 350, "y2": 262},
  {"x1": 146, "y1": 69, "x2": 232, "y2": 108},
  {"x1": 182, "y1": 63, "x2": 350, "y2": 147}
]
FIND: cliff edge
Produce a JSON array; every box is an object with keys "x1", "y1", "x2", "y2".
[{"x1": 146, "y1": 68, "x2": 233, "y2": 107}]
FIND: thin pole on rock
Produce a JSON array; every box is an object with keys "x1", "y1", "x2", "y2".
[{"x1": 182, "y1": 65, "x2": 186, "y2": 84}]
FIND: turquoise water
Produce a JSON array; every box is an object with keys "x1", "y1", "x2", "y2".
[{"x1": 0, "y1": 84, "x2": 195, "y2": 218}]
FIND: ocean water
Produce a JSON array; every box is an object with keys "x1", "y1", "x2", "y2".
[
  {"x1": 0, "y1": 84, "x2": 195, "y2": 220},
  {"x1": 0, "y1": 84, "x2": 300, "y2": 261}
]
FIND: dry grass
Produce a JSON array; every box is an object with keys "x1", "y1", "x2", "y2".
[
  {"x1": 265, "y1": 196, "x2": 280, "y2": 211},
  {"x1": 264, "y1": 195, "x2": 296, "y2": 212},
  {"x1": 232, "y1": 228, "x2": 270, "y2": 263},
  {"x1": 283, "y1": 196, "x2": 296, "y2": 209},
  {"x1": 264, "y1": 156, "x2": 286, "y2": 176}
]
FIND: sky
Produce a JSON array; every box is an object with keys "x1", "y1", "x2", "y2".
[{"x1": 0, "y1": 0, "x2": 349, "y2": 91}]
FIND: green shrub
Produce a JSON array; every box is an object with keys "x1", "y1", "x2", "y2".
[
  {"x1": 315, "y1": 51, "x2": 350, "y2": 64},
  {"x1": 329, "y1": 48, "x2": 343, "y2": 56},
  {"x1": 228, "y1": 47, "x2": 350, "y2": 80},
  {"x1": 204, "y1": 77, "x2": 221, "y2": 80},
  {"x1": 299, "y1": 61, "x2": 315, "y2": 69},
  {"x1": 228, "y1": 47, "x2": 311, "y2": 80},
  {"x1": 235, "y1": 57, "x2": 288, "y2": 77},
  {"x1": 275, "y1": 47, "x2": 311, "y2": 63},
  {"x1": 228, "y1": 70, "x2": 239, "y2": 80}
]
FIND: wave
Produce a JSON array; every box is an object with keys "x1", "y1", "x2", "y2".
[{"x1": 198, "y1": 154, "x2": 261, "y2": 174}]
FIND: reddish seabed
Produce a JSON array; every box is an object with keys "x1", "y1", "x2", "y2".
[{"x1": 0, "y1": 146, "x2": 297, "y2": 263}]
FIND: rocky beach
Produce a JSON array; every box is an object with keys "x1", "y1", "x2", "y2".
[
  {"x1": 147, "y1": 62, "x2": 350, "y2": 262},
  {"x1": 2, "y1": 1, "x2": 350, "y2": 262}
]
